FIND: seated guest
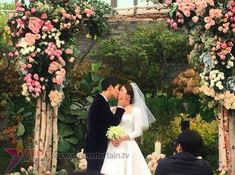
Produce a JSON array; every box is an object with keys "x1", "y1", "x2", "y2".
[{"x1": 155, "y1": 130, "x2": 213, "y2": 175}]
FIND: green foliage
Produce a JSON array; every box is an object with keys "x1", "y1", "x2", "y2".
[
  {"x1": 47, "y1": 0, "x2": 112, "y2": 38},
  {"x1": 90, "y1": 22, "x2": 191, "y2": 92},
  {"x1": 139, "y1": 92, "x2": 215, "y2": 155},
  {"x1": 0, "y1": 3, "x2": 15, "y2": 11}
]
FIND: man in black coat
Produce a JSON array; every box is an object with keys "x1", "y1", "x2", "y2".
[
  {"x1": 84, "y1": 78, "x2": 129, "y2": 172},
  {"x1": 155, "y1": 130, "x2": 213, "y2": 175}
]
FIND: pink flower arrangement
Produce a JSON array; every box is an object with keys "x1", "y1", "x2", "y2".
[
  {"x1": 23, "y1": 33, "x2": 39, "y2": 46},
  {"x1": 53, "y1": 68, "x2": 66, "y2": 85},
  {"x1": 45, "y1": 42, "x2": 62, "y2": 59},
  {"x1": 167, "y1": 0, "x2": 235, "y2": 110},
  {"x1": 23, "y1": 73, "x2": 43, "y2": 97},
  {"x1": 42, "y1": 21, "x2": 53, "y2": 32},
  {"x1": 48, "y1": 61, "x2": 61, "y2": 74},
  {"x1": 28, "y1": 17, "x2": 44, "y2": 34},
  {"x1": 8, "y1": 0, "x2": 107, "y2": 104}
]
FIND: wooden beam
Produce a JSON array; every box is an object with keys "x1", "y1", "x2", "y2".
[
  {"x1": 111, "y1": 0, "x2": 117, "y2": 8},
  {"x1": 134, "y1": 0, "x2": 138, "y2": 6}
]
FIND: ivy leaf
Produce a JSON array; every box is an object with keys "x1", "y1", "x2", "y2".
[
  {"x1": 16, "y1": 122, "x2": 25, "y2": 137},
  {"x1": 65, "y1": 137, "x2": 79, "y2": 144}
]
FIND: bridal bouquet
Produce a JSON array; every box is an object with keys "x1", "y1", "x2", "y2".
[{"x1": 106, "y1": 126, "x2": 125, "y2": 140}]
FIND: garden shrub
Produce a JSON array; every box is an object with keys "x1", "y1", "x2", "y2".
[{"x1": 90, "y1": 21, "x2": 191, "y2": 92}]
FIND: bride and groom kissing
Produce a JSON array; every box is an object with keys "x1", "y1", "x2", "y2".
[{"x1": 84, "y1": 78, "x2": 156, "y2": 175}]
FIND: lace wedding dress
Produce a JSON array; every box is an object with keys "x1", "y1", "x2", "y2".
[{"x1": 101, "y1": 107, "x2": 151, "y2": 175}]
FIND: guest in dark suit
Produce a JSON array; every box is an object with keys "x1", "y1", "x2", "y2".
[
  {"x1": 155, "y1": 130, "x2": 213, "y2": 175},
  {"x1": 84, "y1": 78, "x2": 129, "y2": 172}
]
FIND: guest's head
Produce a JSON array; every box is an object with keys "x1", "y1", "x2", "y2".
[
  {"x1": 101, "y1": 77, "x2": 120, "y2": 99},
  {"x1": 175, "y1": 130, "x2": 203, "y2": 155}
]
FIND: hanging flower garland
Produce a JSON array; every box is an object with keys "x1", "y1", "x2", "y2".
[
  {"x1": 7, "y1": 0, "x2": 110, "y2": 107},
  {"x1": 167, "y1": 0, "x2": 235, "y2": 110}
]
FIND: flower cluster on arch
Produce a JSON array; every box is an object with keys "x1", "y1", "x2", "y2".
[
  {"x1": 7, "y1": 0, "x2": 102, "y2": 107},
  {"x1": 167, "y1": 0, "x2": 235, "y2": 110}
]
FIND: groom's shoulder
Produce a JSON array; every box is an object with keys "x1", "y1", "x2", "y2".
[{"x1": 93, "y1": 93, "x2": 105, "y2": 103}]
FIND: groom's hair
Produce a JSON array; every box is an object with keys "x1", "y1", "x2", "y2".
[{"x1": 101, "y1": 77, "x2": 119, "y2": 91}]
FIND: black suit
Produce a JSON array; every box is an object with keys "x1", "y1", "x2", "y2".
[
  {"x1": 84, "y1": 93, "x2": 125, "y2": 172},
  {"x1": 155, "y1": 152, "x2": 213, "y2": 175}
]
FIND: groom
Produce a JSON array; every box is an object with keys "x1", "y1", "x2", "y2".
[{"x1": 84, "y1": 78, "x2": 129, "y2": 172}]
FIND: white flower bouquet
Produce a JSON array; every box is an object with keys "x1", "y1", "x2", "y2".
[
  {"x1": 72, "y1": 149, "x2": 87, "y2": 171},
  {"x1": 106, "y1": 126, "x2": 125, "y2": 140},
  {"x1": 146, "y1": 152, "x2": 166, "y2": 174}
]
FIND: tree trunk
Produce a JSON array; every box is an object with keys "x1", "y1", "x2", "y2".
[
  {"x1": 218, "y1": 106, "x2": 235, "y2": 175},
  {"x1": 33, "y1": 93, "x2": 58, "y2": 174}
]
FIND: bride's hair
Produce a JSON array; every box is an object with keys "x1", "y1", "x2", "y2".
[{"x1": 123, "y1": 84, "x2": 134, "y2": 104}]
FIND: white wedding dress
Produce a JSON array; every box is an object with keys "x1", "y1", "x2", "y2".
[{"x1": 101, "y1": 107, "x2": 151, "y2": 175}]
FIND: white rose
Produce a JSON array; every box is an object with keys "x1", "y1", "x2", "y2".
[
  {"x1": 69, "y1": 57, "x2": 75, "y2": 63},
  {"x1": 210, "y1": 82, "x2": 215, "y2": 87},
  {"x1": 218, "y1": 85, "x2": 224, "y2": 90}
]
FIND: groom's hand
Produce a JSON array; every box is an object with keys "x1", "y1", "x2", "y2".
[{"x1": 117, "y1": 95, "x2": 130, "y2": 108}]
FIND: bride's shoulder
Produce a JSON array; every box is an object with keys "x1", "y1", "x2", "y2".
[{"x1": 133, "y1": 106, "x2": 141, "y2": 114}]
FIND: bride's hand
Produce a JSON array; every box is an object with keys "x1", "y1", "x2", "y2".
[
  {"x1": 111, "y1": 139, "x2": 121, "y2": 147},
  {"x1": 120, "y1": 135, "x2": 130, "y2": 141}
]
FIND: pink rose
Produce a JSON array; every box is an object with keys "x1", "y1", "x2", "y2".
[
  {"x1": 15, "y1": 51, "x2": 19, "y2": 56},
  {"x1": 204, "y1": 16, "x2": 211, "y2": 23},
  {"x1": 221, "y1": 42, "x2": 228, "y2": 49},
  {"x1": 25, "y1": 11, "x2": 31, "y2": 16},
  {"x1": 28, "y1": 17, "x2": 44, "y2": 34},
  {"x1": 192, "y1": 16, "x2": 199, "y2": 23},
  {"x1": 220, "y1": 55, "x2": 226, "y2": 60},
  {"x1": 16, "y1": 18, "x2": 25, "y2": 29},
  {"x1": 41, "y1": 13, "x2": 48, "y2": 19},
  {"x1": 31, "y1": 8, "x2": 36, "y2": 13},
  {"x1": 8, "y1": 52, "x2": 14, "y2": 57},
  {"x1": 84, "y1": 9, "x2": 94, "y2": 17},
  {"x1": 65, "y1": 48, "x2": 73, "y2": 54},
  {"x1": 53, "y1": 69, "x2": 66, "y2": 85},
  {"x1": 209, "y1": 9, "x2": 222, "y2": 18},
  {"x1": 165, "y1": 0, "x2": 172, "y2": 5},
  {"x1": 42, "y1": 21, "x2": 53, "y2": 32},
  {"x1": 184, "y1": 11, "x2": 191, "y2": 17},
  {"x1": 188, "y1": 3, "x2": 196, "y2": 10},
  {"x1": 24, "y1": 33, "x2": 38, "y2": 46},
  {"x1": 205, "y1": 23, "x2": 211, "y2": 30},
  {"x1": 33, "y1": 74, "x2": 39, "y2": 80},
  {"x1": 48, "y1": 61, "x2": 60, "y2": 74}
]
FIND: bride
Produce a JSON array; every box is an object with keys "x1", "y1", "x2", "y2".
[{"x1": 101, "y1": 83, "x2": 156, "y2": 175}]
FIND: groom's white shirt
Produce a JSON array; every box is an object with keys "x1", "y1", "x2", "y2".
[{"x1": 100, "y1": 93, "x2": 108, "y2": 102}]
